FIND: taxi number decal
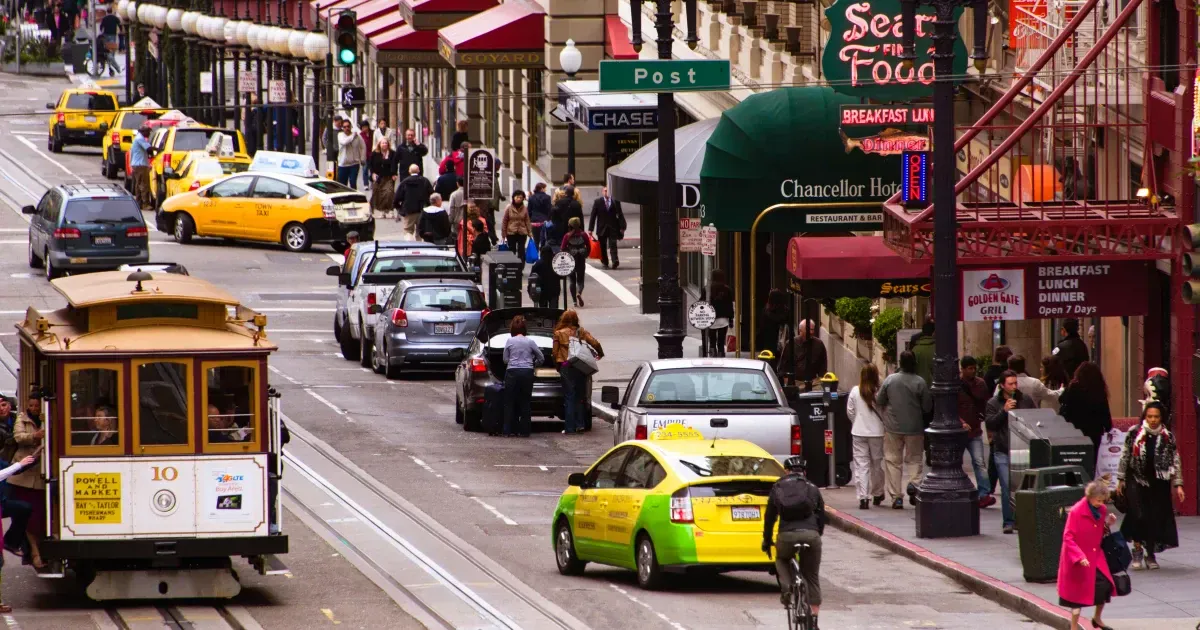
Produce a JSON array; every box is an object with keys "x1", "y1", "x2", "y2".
[
  {"x1": 576, "y1": 520, "x2": 596, "y2": 530},
  {"x1": 608, "y1": 511, "x2": 629, "y2": 519},
  {"x1": 255, "y1": 205, "x2": 270, "y2": 216}
]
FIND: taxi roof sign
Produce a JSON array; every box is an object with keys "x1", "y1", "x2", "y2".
[
  {"x1": 205, "y1": 132, "x2": 235, "y2": 157},
  {"x1": 131, "y1": 96, "x2": 162, "y2": 109},
  {"x1": 649, "y1": 424, "x2": 704, "y2": 441}
]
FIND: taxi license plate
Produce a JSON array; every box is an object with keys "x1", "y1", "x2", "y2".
[
  {"x1": 434, "y1": 323, "x2": 454, "y2": 335},
  {"x1": 731, "y1": 506, "x2": 761, "y2": 521},
  {"x1": 69, "y1": 257, "x2": 87, "y2": 264},
  {"x1": 93, "y1": 235, "x2": 113, "y2": 245},
  {"x1": 85, "y1": 115, "x2": 97, "y2": 122}
]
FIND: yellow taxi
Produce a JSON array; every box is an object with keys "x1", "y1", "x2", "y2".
[
  {"x1": 147, "y1": 124, "x2": 250, "y2": 205},
  {"x1": 157, "y1": 170, "x2": 375, "y2": 252},
  {"x1": 46, "y1": 87, "x2": 119, "y2": 153},
  {"x1": 153, "y1": 152, "x2": 252, "y2": 201},
  {"x1": 100, "y1": 98, "x2": 170, "y2": 179},
  {"x1": 552, "y1": 425, "x2": 783, "y2": 589}
]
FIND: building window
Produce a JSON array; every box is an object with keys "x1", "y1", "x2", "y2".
[
  {"x1": 485, "y1": 70, "x2": 500, "y2": 149},
  {"x1": 1157, "y1": 0, "x2": 1179, "y2": 91},
  {"x1": 528, "y1": 70, "x2": 545, "y2": 158}
]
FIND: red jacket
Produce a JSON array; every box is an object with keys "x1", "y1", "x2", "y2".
[
  {"x1": 1057, "y1": 498, "x2": 1114, "y2": 606},
  {"x1": 957, "y1": 376, "x2": 988, "y2": 438}
]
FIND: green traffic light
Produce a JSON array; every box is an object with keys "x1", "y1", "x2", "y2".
[{"x1": 339, "y1": 48, "x2": 357, "y2": 65}]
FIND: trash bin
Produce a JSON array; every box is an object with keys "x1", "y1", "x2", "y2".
[
  {"x1": 1014, "y1": 465, "x2": 1088, "y2": 583},
  {"x1": 67, "y1": 34, "x2": 93, "y2": 74},
  {"x1": 1009, "y1": 408, "x2": 1095, "y2": 490},
  {"x1": 789, "y1": 390, "x2": 851, "y2": 487}
]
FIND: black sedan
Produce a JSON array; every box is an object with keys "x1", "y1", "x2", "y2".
[{"x1": 453, "y1": 307, "x2": 591, "y2": 432}]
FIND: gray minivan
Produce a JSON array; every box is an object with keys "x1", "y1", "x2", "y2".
[{"x1": 25, "y1": 184, "x2": 150, "y2": 279}]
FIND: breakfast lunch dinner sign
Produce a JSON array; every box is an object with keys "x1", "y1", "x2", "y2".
[{"x1": 961, "y1": 263, "x2": 1151, "y2": 322}]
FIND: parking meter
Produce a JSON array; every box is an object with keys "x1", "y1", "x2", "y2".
[
  {"x1": 819, "y1": 373, "x2": 839, "y2": 488},
  {"x1": 483, "y1": 251, "x2": 524, "y2": 309}
]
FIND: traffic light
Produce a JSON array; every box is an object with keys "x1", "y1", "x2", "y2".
[
  {"x1": 1183, "y1": 223, "x2": 1200, "y2": 303},
  {"x1": 335, "y1": 10, "x2": 357, "y2": 65}
]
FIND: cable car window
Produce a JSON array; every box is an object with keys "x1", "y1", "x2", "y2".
[
  {"x1": 205, "y1": 364, "x2": 257, "y2": 450},
  {"x1": 117, "y1": 303, "x2": 199, "y2": 321},
  {"x1": 66, "y1": 365, "x2": 123, "y2": 454},
  {"x1": 136, "y1": 362, "x2": 190, "y2": 447}
]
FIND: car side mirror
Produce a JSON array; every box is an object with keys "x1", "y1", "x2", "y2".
[
  {"x1": 325, "y1": 265, "x2": 341, "y2": 277},
  {"x1": 600, "y1": 385, "x2": 620, "y2": 409},
  {"x1": 21, "y1": 205, "x2": 36, "y2": 215},
  {"x1": 567, "y1": 472, "x2": 586, "y2": 487},
  {"x1": 163, "y1": 166, "x2": 176, "y2": 178},
  {"x1": 46, "y1": 103, "x2": 55, "y2": 110},
  {"x1": 367, "y1": 304, "x2": 382, "y2": 315}
]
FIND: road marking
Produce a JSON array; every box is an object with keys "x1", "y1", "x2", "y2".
[
  {"x1": 469, "y1": 497, "x2": 519, "y2": 526},
  {"x1": 8, "y1": 131, "x2": 42, "y2": 136},
  {"x1": 268, "y1": 366, "x2": 300, "y2": 385},
  {"x1": 0, "y1": 228, "x2": 27, "y2": 232},
  {"x1": 304, "y1": 387, "x2": 348, "y2": 417},
  {"x1": 608, "y1": 584, "x2": 688, "y2": 630},
  {"x1": 538, "y1": 465, "x2": 549, "y2": 471},
  {"x1": 0, "y1": 240, "x2": 27, "y2": 244},
  {"x1": 493, "y1": 464, "x2": 578, "y2": 468},
  {"x1": 320, "y1": 608, "x2": 341, "y2": 625},
  {"x1": 255, "y1": 307, "x2": 336, "y2": 312},
  {"x1": 585, "y1": 263, "x2": 639, "y2": 306},
  {"x1": 14, "y1": 135, "x2": 86, "y2": 183},
  {"x1": 0, "y1": 311, "x2": 26, "y2": 315}
]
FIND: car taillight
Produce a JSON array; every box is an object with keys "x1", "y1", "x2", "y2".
[
  {"x1": 111, "y1": 131, "x2": 119, "y2": 144},
  {"x1": 480, "y1": 308, "x2": 490, "y2": 320},
  {"x1": 635, "y1": 425, "x2": 648, "y2": 440},
  {"x1": 367, "y1": 293, "x2": 376, "y2": 306},
  {"x1": 189, "y1": 180, "x2": 200, "y2": 191},
  {"x1": 669, "y1": 488, "x2": 694, "y2": 523},
  {"x1": 53, "y1": 227, "x2": 80, "y2": 239},
  {"x1": 791, "y1": 425, "x2": 801, "y2": 456},
  {"x1": 391, "y1": 308, "x2": 408, "y2": 327},
  {"x1": 125, "y1": 226, "x2": 147, "y2": 238},
  {"x1": 322, "y1": 202, "x2": 336, "y2": 220},
  {"x1": 56, "y1": 113, "x2": 65, "y2": 123},
  {"x1": 163, "y1": 152, "x2": 172, "y2": 166},
  {"x1": 469, "y1": 357, "x2": 487, "y2": 373}
]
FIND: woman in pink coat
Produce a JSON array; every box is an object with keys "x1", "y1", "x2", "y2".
[{"x1": 1058, "y1": 480, "x2": 1117, "y2": 630}]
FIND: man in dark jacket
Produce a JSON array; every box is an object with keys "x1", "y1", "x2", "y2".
[
  {"x1": 417, "y1": 194, "x2": 452, "y2": 244},
  {"x1": 528, "y1": 182, "x2": 552, "y2": 245},
  {"x1": 982, "y1": 345, "x2": 1013, "y2": 397},
  {"x1": 780, "y1": 320, "x2": 828, "y2": 386},
  {"x1": 434, "y1": 162, "x2": 460, "y2": 201},
  {"x1": 394, "y1": 164, "x2": 432, "y2": 239},
  {"x1": 984, "y1": 370, "x2": 1036, "y2": 534},
  {"x1": 323, "y1": 115, "x2": 343, "y2": 172},
  {"x1": 1054, "y1": 318, "x2": 1089, "y2": 379},
  {"x1": 588, "y1": 186, "x2": 626, "y2": 269},
  {"x1": 911, "y1": 320, "x2": 936, "y2": 387},
  {"x1": 548, "y1": 186, "x2": 583, "y2": 249},
  {"x1": 395, "y1": 128, "x2": 428, "y2": 176},
  {"x1": 763, "y1": 456, "x2": 825, "y2": 628},
  {"x1": 957, "y1": 357, "x2": 993, "y2": 508}
]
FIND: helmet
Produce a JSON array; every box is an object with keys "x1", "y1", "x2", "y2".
[{"x1": 783, "y1": 456, "x2": 806, "y2": 471}]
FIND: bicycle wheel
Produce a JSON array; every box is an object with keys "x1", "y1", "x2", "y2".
[
  {"x1": 798, "y1": 580, "x2": 813, "y2": 630},
  {"x1": 786, "y1": 581, "x2": 800, "y2": 630}
]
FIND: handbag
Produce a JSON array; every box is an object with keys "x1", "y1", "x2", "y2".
[
  {"x1": 1101, "y1": 528, "x2": 1132, "y2": 573},
  {"x1": 1111, "y1": 571, "x2": 1131, "y2": 596},
  {"x1": 525, "y1": 237, "x2": 539, "y2": 264},
  {"x1": 567, "y1": 330, "x2": 599, "y2": 375}
]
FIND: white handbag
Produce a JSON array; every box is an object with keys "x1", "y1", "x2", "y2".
[{"x1": 567, "y1": 330, "x2": 599, "y2": 375}]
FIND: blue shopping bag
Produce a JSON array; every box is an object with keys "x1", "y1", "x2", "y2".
[
  {"x1": 525, "y1": 237, "x2": 539, "y2": 264},
  {"x1": 497, "y1": 242, "x2": 509, "y2": 252}
]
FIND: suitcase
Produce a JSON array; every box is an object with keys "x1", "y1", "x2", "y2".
[{"x1": 483, "y1": 381, "x2": 506, "y2": 435}]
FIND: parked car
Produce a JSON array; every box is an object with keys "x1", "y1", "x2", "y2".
[
  {"x1": 24, "y1": 183, "x2": 150, "y2": 279},
  {"x1": 454, "y1": 307, "x2": 592, "y2": 433},
  {"x1": 368, "y1": 277, "x2": 487, "y2": 378},
  {"x1": 46, "y1": 88, "x2": 119, "y2": 153},
  {"x1": 100, "y1": 98, "x2": 170, "y2": 179}
]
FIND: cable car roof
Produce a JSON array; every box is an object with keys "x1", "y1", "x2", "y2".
[{"x1": 51, "y1": 271, "x2": 239, "y2": 309}]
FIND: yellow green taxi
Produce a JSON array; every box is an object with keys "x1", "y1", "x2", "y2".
[
  {"x1": 100, "y1": 98, "x2": 170, "y2": 179},
  {"x1": 46, "y1": 88, "x2": 119, "y2": 153},
  {"x1": 151, "y1": 150, "x2": 252, "y2": 201},
  {"x1": 552, "y1": 425, "x2": 783, "y2": 589},
  {"x1": 148, "y1": 124, "x2": 250, "y2": 205}
]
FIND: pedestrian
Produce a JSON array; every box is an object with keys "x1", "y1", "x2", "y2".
[
  {"x1": 528, "y1": 181, "x2": 552, "y2": 245},
  {"x1": 135, "y1": 82, "x2": 147, "y2": 101},
  {"x1": 957, "y1": 356, "x2": 993, "y2": 508},
  {"x1": 367, "y1": 139, "x2": 398, "y2": 218},
  {"x1": 500, "y1": 190, "x2": 531, "y2": 258},
  {"x1": 0, "y1": 452, "x2": 36, "y2": 612},
  {"x1": 985, "y1": 369, "x2": 1036, "y2": 534},
  {"x1": 372, "y1": 118, "x2": 398, "y2": 155},
  {"x1": 551, "y1": 310, "x2": 603, "y2": 434},
  {"x1": 343, "y1": 231, "x2": 359, "y2": 258},
  {"x1": 588, "y1": 186, "x2": 626, "y2": 269},
  {"x1": 531, "y1": 244, "x2": 561, "y2": 308},
  {"x1": 478, "y1": 199, "x2": 499, "y2": 245},
  {"x1": 848, "y1": 364, "x2": 885, "y2": 510},
  {"x1": 355, "y1": 120, "x2": 372, "y2": 188},
  {"x1": 322, "y1": 114, "x2": 343, "y2": 176},
  {"x1": 0, "y1": 396, "x2": 16, "y2": 465},
  {"x1": 911, "y1": 319, "x2": 935, "y2": 387},
  {"x1": 1118, "y1": 401, "x2": 1183, "y2": 571},
  {"x1": 1055, "y1": 318, "x2": 1091, "y2": 379},
  {"x1": 780, "y1": 320, "x2": 829, "y2": 387},
  {"x1": 244, "y1": 94, "x2": 262, "y2": 157},
  {"x1": 450, "y1": 120, "x2": 470, "y2": 155},
  {"x1": 394, "y1": 164, "x2": 432, "y2": 239},
  {"x1": 439, "y1": 142, "x2": 468, "y2": 180},
  {"x1": 700, "y1": 269, "x2": 733, "y2": 357},
  {"x1": 8, "y1": 393, "x2": 45, "y2": 568},
  {"x1": 756, "y1": 289, "x2": 791, "y2": 366},
  {"x1": 1059, "y1": 361, "x2": 1112, "y2": 453},
  {"x1": 435, "y1": 159, "x2": 460, "y2": 201},
  {"x1": 448, "y1": 177, "x2": 466, "y2": 241},
  {"x1": 502, "y1": 316, "x2": 543, "y2": 438},
  {"x1": 1039, "y1": 354, "x2": 1070, "y2": 411},
  {"x1": 336, "y1": 118, "x2": 366, "y2": 189},
  {"x1": 983, "y1": 345, "x2": 1013, "y2": 397},
  {"x1": 396, "y1": 128, "x2": 428, "y2": 176},
  {"x1": 417, "y1": 193, "x2": 451, "y2": 244},
  {"x1": 548, "y1": 185, "x2": 583, "y2": 248},
  {"x1": 1058, "y1": 480, "x2": 1117, "y2": 630},
  {"x1": 877, "y1": 351, "x2": 932, "y2": 509},
  {"x1": 561, "y1": 217, "x2": 591, "y2": 307},
  {"x1": 129, "y1": 125, "x2": 154, "y2": 211},
  {"x1": 1004, "y1": 354, "x2": 1052, "y2": 406}
]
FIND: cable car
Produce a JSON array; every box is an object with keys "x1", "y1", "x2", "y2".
[{"x1": 13, "y1": 270, "x2": 287, "y2": 600}]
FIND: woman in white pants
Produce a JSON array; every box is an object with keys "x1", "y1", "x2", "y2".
[{"x1": 848, "y1": 363, "x2": 886, "y2": 510}]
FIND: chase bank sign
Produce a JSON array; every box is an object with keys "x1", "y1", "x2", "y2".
[{"x1": 559, "y1": 80, "x2": 660, "y2": 133}]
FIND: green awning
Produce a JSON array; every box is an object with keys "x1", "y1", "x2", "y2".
[{"x1": 700, "y1": 87, "x2": 903, "y2": 233}]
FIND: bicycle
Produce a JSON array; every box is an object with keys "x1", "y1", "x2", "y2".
[{"x1": 785, "y1": 544, "x2": 814, "y2": 630}]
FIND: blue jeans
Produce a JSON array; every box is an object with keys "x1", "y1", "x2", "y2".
[
  {"x1": 362, "y1": 163, "x2": 372, "y2": 188},
  {"x1": 992, "y1": 451, "x2": 1014, "y2": 527},
  {"x1": 503, "y1": 368, "x2": 535, "y2": 436},
  {"x1": 966, "y1": 436, "x2": 989, "y2": 499},
  {"x1": 560, "y1": 365, "x2": 586, "y2": 433},
  {"x1": 336, "y1": 165, "x2": 360, "y2": 189}
]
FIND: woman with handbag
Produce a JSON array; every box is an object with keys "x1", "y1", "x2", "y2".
[
  {"x1": 1058, "y1": 480, "x2": 1118, "y2": 630},
  {"x1": 1117, "y1": 401, "x2": 1183, "y2": 570},
  {"x1": 551, "y1": 310, "x2": 603, "y2": 435}
]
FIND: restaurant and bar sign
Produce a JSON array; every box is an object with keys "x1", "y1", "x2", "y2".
[
  {"x1": 822, "y1": 0, "x2": 967, "y2": 101},
  {"x1": 960, "y1": 262, "x2": 1151, "y2": 321}
]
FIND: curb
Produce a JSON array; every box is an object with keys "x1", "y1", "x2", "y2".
[{"x1": 825, "y1": 507, "x2": 1083, "y2": 630}]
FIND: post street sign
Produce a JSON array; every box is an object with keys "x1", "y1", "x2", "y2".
[{"x1": 599, "y1": 59, "x2": 731, "y2": 93}]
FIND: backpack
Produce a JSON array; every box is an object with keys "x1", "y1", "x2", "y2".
[
  {"x1": 774, "y1": 475, "x2": 817, "y2": 520},
  {"x1": 565, "y1": 232, "x2": 590, "y2": 258}
]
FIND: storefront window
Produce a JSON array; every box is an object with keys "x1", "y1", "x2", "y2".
[
  {"x1": 67, "y1": 365, "x2": 123, "y2": 454},
  {"x1": 135, "y1": 361, "x2": 191, "y2": 450},
  {"x1": 529, "y1": 70, "x2": 545, "y2": 158},
  {"x1": 485, "y1": 70, "x2": 499, "y2": 150},
  {"x1": 204, "y1": 363, "x2": 258, "y2": 451}
]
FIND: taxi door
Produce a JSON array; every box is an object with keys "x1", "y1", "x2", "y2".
[
  {"x1": 244, "y1": 176, "x2": 305, "y2": 242},
  {"x1": 603, "y1": 447, "x2": 663, "y2": 553},
  {"x1": 574, "y1": 447, "x2": 631, "y2": 562},
  {"x1": 196, "y1": 175, "x2": 255, "y2": 238}
]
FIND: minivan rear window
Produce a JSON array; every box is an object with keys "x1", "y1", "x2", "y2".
[
  {"x1": 66, "y1": 93, "x2": 117, "y2": 111},
  {"x1": 119, "y1": 112, "x2": 160, "y2": 129},
  {"x1": 401, "y1": 287, "x2": 485, "y2": 311},
  {"x1": 173, "y1": 129, "x2": 243, "y2": 152},
  {"x1": 63, "y1": 198, "x2": 142, "y2": 224}
]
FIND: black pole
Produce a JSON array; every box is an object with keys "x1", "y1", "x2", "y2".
[
  {"x1": 651, "y1": 0, "x2": 685, "y2": 359},
  {"x1": 233, "y1": 49, "x2": 240, "y2": 132}
]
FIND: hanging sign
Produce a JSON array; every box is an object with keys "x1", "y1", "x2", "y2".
[
  {"x1": 700, "y1": 225, "x2": 718, "y2": 256},
  {"x1": 238, "y1": 74, "x2": 257, "y2": 93},
  {"x1": 679, "y1": 218, "x2": 702, "y2": 252},
  {"x1": 552, "y1": 251, "x2": 576, "y2": 277},
  {"x1": 465, "y1": 148, "x2": 497, "y2": 200},
  {"x1": 267, "y1": 80, "x2": 287, "y2": 104},
  {"x1": 822, "y1": 0, "x2": 968, "y2": 101},
  {"x1": 842, "y1": 129, "x2": 930, "y2": 155},
  {"x1": 900, "y1": 150, "x2": 929, "y2": 208},
  {"x1": 961, "y1": 262, "x2": 1150, "y2": 321},
  {"x1": 840, "y1": 104, "x2": 935, "y2": 126},
  {"x1": 199, "y1": 72, "x2": 213, "y2": 94}
]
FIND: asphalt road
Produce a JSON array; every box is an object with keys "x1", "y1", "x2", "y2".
[{"x1": 0, "y1": 72, "x2": 1051, "y2": 629}]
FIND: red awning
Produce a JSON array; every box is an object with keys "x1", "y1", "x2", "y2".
[
  {"x1": 437, "y1": 0, "x2": 545, "y2": 68},
  {"x1": 399, "y1": 0, "x2": 498, "y2": 30},
  {"x1": 605, "y1": 16, "x2": 638, "y2": 60},
  {"x1": 787, "y1": 236, "x2": 930, "y2": 281},
  {"x1": 360, "y1": 12, "x2": 405, "y2": 38},
  {"x1": 372, "y1": 24, "x2": 445, "y2": 66},
  {"x1": 351, "y1": 0, "x2": 397, "y2": 24}
]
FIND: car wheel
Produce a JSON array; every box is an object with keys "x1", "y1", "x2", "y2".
[
  {"x1": 555, "y1": 520, "x2": 587, "y2": 576},
  {"x1": 49, "y1": 131, "x2": 62, "y2": 153},
  {"x1": 370, "y1": 339, "x2": 383, "y2": 374},
  {"x1": 455, "y1": 400, "x2": 465, "y2": 425},
  {"x1": 333, "y1": 315, "x2": 342, "y2": 344},
  {"x1": 28, "y1": 240, "x2": 43, "y2": 269},
  {"x1": 45, "y1": 252, "x2": 61, "y2": 280},
  {"x1": 462, "y1": 402, "x2": 482, "y2": 432},
  {"x1": 174, "y1": 213, "x2": 194, "y2": 244},
  {"x1": 282, "y1": 222, "x2": 311, "y2": 253},
  {"x1": 359, "y1": 324, "x2": 373, "y2": 368},
  {"x1": 635, "y1": 534, "x2": 664, "y2": 590},
  {"x1": 155, "y1": 178, "x2": 166, "y2": 208},
  {"x1": 103, "y1": 154, "x2": 116, "y2": 179},
  {"x1": 381, "y1": 343, "x2": 402, "y2": 379},
  {"x1": 338, "y1": 324, "x2": 360, "y2": 361}
]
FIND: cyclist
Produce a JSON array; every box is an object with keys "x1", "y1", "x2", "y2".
[{"x1": 763, "y1": 455, "x2": 825, "y2": 629}]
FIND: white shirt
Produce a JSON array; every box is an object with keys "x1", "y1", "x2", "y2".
[{"x1": 847, "y1": 385, "x2": 885, "y2": 437}]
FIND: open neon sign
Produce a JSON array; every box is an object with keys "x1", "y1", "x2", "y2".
[{"x1": 901, "y1": 150, "x2": 929, "y2": 208}]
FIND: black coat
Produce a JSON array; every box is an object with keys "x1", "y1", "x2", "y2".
[
  {"x1": 588, "y1": 197, "x2": 627, "y2": 238},
  {"x1": 1055, "y1": 334, "x2": 1090, "y2": 380},
  {"x1": 527, "y1": 191, "x2": 552, "y2": 223},
  {"x1": 368, "y1": 151, "x2": 399, "y2": 179},
  {"x1": 434, "y1": 171, "x2": 459, "y2": 201},
  {"x1": 417, "y1": 208, "x2": 451, "y2": 243},
  {"x1": 395, "y1": 175, "x2": 432, "y2": 216},
  {"x1": 548, "y1": 198, "x2": 583, "y2": 245},
  {"x1": 396, "y1": 142, "x2": 428, "y2": 176}
]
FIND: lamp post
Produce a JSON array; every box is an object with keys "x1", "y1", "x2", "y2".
[
  {"x1": 898, "y1": 0, "x2": 989, "y2": 538},
  {"x1": 558, "y1": 39, "x2": 582, "y2": 178},
  {"x1": 629, "y1": 0, "x2": 698, "y2": 359}
]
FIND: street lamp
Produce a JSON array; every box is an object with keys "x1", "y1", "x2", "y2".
[
  {"x1": 898, "y1": 0, "x2": 989, "y2": 538},
  {"x1": 558, "y1": 39, "x2": 582, "y2": 178},
  {"x1": 629, "y1": 0, "x2": 699, "y2": 359}
]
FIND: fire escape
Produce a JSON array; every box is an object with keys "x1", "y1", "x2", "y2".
[{"x1": 882, "y1": 0, "x2": 1173, "y2": 264}]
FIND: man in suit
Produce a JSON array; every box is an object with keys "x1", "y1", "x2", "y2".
[{"x1": 588, "y1": 187, "x2": 626, "y2": 269}]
